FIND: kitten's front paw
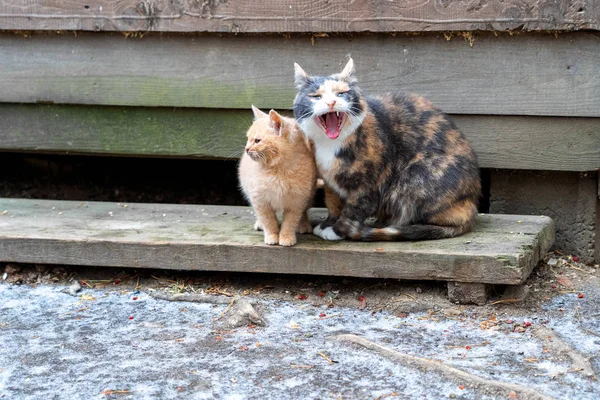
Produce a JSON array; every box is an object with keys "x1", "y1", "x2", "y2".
[
  {"x1": 278, "y1": 233, "x2": 297, "y2": 247},
  {"x1": 264, "y1": 233, "x2": 279, "y2": 245},
  {"x1": 254, "y1": 220, "x2": 263, "y2": 231},
  {"x1": 313, "y1": 225, "x2": 345, "y2": 241},
  {"x1": 296, "y1": 220, "x2": 313, "y2": 234}
]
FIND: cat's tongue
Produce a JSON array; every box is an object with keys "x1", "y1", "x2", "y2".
[{"x1": 324, "y1": 112, "x2": 340, "y2": 139}]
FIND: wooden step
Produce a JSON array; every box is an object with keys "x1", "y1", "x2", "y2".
[{"x1": 0, "y1": 199, "x2": 554, "y2": 304}]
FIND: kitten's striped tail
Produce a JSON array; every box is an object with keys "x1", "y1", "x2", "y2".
[{"x1": 350, "y1": 223, "x2": 473, "y2": 241}]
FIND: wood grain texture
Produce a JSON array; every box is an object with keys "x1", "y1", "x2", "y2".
[
  {"x1": 0, "y1": 199, "x2": 554, "y2": 285},
  {"x1": 0, "y1": 0, "x2": 597, "y2": 33},
  {"x1": 0, "y1": 33, "x2": 599, "y2": 117},
  {"x1": 0, "y1": 104, "x2": 598, "y2": 171}
]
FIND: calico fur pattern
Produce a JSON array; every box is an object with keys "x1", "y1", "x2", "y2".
[{"x1": 293, "y1": 59, "x2": 481, "y2": 241}]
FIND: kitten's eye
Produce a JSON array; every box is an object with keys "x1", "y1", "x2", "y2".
[
  {"x1": 336, "y1": 92, "x2": 347, "y2": 97},
  {"x1": 309, "y1": 94, "x2": 322, "y2": 100},
  {"x1": 254, "y1": 138, "x2": 261, "y2": 144}
]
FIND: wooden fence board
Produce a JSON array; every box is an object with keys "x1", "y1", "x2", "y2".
[
  {"x1": 0, "y1": 104, "x2": 598, "y2": 171},
  {"x1": 1, "y1": 33, "x2": 599, "y2": 117},
  {"x1": 0, "y1": 199, "x2": 555, "y2": 285},
  {"x1": 0, "y1": 0, "x2": 597, "y2": 33}
]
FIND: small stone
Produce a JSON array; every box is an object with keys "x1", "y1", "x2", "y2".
[
  {"x1": 415, "y1": 287, "x2": 423, "y2": 293},
  {"x1": 64, "y1": 280, "x2": 82, "y2": 296},
  {"x1": 547, "y1": 258, "x2": 559, "y2": 266}
]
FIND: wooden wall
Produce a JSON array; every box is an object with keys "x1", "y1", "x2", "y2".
[
  {"x1": 0, "y1": 0, "x2": 598, "y2": 32},
  {"x1": 0, "y1": 0, "x2": 598, "y2": 173}
]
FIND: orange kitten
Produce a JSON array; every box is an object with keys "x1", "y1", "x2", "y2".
[{"x1": 238, "y1": 106, "x2": 317, "y2": 246}]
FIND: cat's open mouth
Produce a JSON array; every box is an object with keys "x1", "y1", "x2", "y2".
[{"x1": 315, "y1": 112, "x2": 347, "y2": 139}]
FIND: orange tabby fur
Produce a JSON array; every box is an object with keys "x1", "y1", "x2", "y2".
[{"x1": 238, "y1": 106, "x2": 317, "y2": 246}]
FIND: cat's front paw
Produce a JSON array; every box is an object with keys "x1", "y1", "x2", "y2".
[
  {"x1": 313, "y1": 225, "x2": 345, "y2": 241},
  {"x1": 278, "y1": 233, "x2": 297, "y2": 247},
  {"x1": 264, "y1": 233, "x2": 279, "y2": 245}
]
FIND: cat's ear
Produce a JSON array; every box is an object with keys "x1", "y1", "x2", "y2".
[
  {"x1": 268, "y1": 110, "x2": 285, "y2": 136},
  {"x1": 294, "y1": 62, "x2": 309, "y2": 89},
  {"x1": 251, "y1": 105, "x2": 268, "y2": 120},
  {"x1": 339, "y1": 57, "x2": 357, "y2": 84}
]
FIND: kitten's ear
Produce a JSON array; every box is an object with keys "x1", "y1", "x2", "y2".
[
  {"x1": 294, "y1": 62, "x2": 309, "y2": 89},
  {"x1": 339, "y1": 57, "x2": 357, "y2": 84},
  {"x1": 251, "y1": 105, "x2": 268, "y2": 120},
  {"x1": 268, "y1": 110, "x2": 284, "y2": 136}
]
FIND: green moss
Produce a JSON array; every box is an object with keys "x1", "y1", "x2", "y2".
[
  {"x1": 494, "y1": 255, "x2": 516, "y2": 266},
  {"x1": 0, "y1": 103, "x2": 254, "y2": 158}
]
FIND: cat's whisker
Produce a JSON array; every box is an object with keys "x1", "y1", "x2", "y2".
[{"x1": 224, "y1": 149, "x2": 244, "y2": 160}]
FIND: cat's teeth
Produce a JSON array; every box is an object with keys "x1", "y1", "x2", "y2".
[{"x1": 336, "y1": 112, "x2": 340, "y2": 117}]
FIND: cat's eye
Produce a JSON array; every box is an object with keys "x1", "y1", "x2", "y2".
[
  {"x1": 336, "y1": 92, "x2": 348, "y2": 97},
  {"x1": 254, "y1": 138, "x2": 261, "y2": 144},
  {"x1": 309, "y1": 94, "x2": 322, "y2": 100}
]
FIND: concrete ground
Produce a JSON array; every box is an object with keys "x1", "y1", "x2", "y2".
[{"x1": 1, "y1": 257, "x2": 599, "y2": 400}]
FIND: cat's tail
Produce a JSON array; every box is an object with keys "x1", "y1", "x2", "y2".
[{"x1": 348, "y1": 223, "x2": 473, "y2": 241}]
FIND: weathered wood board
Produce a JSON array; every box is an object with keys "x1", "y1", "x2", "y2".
[
  {"x1": 0, "y1": 0, "x2": 597, "y2": 33},
  {"x1": 0, "y1": 199, "x2": 554, "y2": 286},
  {"x1": 1, "y1": 33, "x2": 599, "y2": 117},
  {"x1": 0, "y1": 104, "x2": 598, "y2": 171}
]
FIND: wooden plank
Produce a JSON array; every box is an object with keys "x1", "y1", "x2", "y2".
[
  {"x1": 0, "y1": 1, "x2": 597, "y2": 33},
  {"x1": 0, "y1": 199, "x2": 554, "y2": 285},
  {"x1": 0, "y1": 104, "x2": 598, "y2": 171},
  {"x1": 0, "y1": 105, "x2": 251, "y2": 160},
  {"x1": 0, "y1": 33, "x2": 599, "y2": 117}
]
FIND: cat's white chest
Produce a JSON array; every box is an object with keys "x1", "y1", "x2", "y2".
[{"x1": 314, "y1": 140, "x2": 347, "y2": 198}]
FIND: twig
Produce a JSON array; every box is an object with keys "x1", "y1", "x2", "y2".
[
  {"x1": 217, "y1": 297, "x2": 237, "y2": 321},
  {"x1": 581, "y1": 327, "x2": 600, "y2": 338},
  {"x1": 392, "y1": 293, "x2": 417, "y2": 302},
  {"x1": 148, "y1": 291, "x2": 239, "y2": 304},
  {"x1": 375, "y1": 393, "x2": 401, "y2": 400},
  {"x1": 289, "y1": 364, "x2": 315, "y2": 369},
  {"x1": 150, "y1": 275, "x2": 177, "y2": 283},
  {"x1": 531, "y1": 326, "x2": 595, "y2": 378},
  {"x1": 101, "y1": 389, "x2": 132, "y2": 395},
  {"x1": 566, "y1": 263, "x2": 589, "y2": 273},
  {"x1": 58, "y1": 306, "x2": 89, "y2": 318},
  {"x1": 334, "y1": 334, "x2": 555, "y2": 400},
  {"x1": 317, "y1": 351, "x2": 337, "y2": 364},
  {"x1": 319, "y1": 313, "x2": 342, "y2": 320},
  {"x1": 490, "y1": 298, "x2": 522, "y2": 305}
]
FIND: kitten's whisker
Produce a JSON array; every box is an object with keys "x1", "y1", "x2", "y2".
[{"x1": 224, "y1": 149, "x2": 244, "y2": 160}]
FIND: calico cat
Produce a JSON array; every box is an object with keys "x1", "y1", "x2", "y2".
[
  {"x1": 292, "y1": 58, "x2": 481, "y2": 241},
  {"x1": 238, "y1": 106, "x2": 317, "y2": 246}
]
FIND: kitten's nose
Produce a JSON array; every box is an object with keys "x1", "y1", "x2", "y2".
[
  {"x1": 245, "y1": 147, "x2": 250, "y2": 153},
  {"x1": 327, "y1": 100, "x2": 337, "y2": 109}
]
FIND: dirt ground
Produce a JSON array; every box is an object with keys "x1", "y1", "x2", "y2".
[{"x1": 1, "y1": 252, "x2": 599, "y2": 399}]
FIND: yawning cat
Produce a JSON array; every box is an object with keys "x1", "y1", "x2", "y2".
[
  {"x1": 238, "y1": 106, "x2": 317, "y2": 246},
  {"x1": 292, "y1": 58, "x2": 481, "y2": 241}
]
